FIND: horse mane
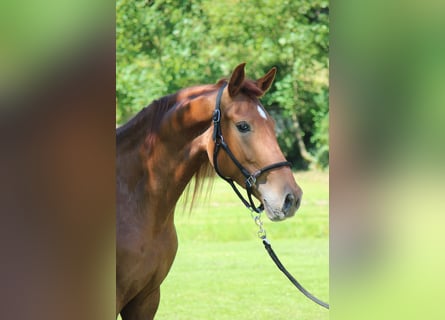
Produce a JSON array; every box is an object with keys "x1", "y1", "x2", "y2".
[
  {"x1": 116, "y1": 85, "x2": 218, "y2": 212},
  {"x1": 116, "y1": 78, "x2": 264, "y2": 212},
  {"x1": 116, "y1": 93, "x2": 178, "y2": 148}
]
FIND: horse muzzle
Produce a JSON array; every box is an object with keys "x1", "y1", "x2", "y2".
[{"x1": 261, "y1": 187, "x2": 303, "y2": 221}]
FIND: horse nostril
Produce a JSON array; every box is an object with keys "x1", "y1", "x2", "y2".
[
  {"x1": 295, "y1": 197, "x2": 301, "y2": 210},
  {"x1": 283, "y1": 193, "x2": 295, "y2": 214}
]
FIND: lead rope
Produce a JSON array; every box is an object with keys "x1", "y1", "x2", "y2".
[{"x1": 250, "y1": 210, "x2": 330, "y2": 310}]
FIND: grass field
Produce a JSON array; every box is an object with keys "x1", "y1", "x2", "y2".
[{"x1": 120, "y1": 170, "x2": 329, "y2": 319}]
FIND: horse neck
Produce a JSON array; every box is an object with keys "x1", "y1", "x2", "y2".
[{"x1": 117, "y1": 85, "x2": 218, "y2": 221}]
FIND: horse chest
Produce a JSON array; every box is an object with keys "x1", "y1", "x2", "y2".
[{"x1": 117, "y1": 221, "x2": 178, "y2": 302}]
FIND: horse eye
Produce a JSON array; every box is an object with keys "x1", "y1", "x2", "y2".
[{"x1": 236, "y1": 121, "x2": 251, "y2": 133}]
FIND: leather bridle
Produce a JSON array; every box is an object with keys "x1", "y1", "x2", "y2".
[
  {"x1": 211, "y1": 82, "x2": 330, "y2": 310},
  {"x1": 212, "y1": 82, "x2": 292, "y2": 213}
]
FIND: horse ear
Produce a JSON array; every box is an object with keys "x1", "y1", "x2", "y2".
[
  {"x1": 228, "y1": 63, "x2": 246, "y2": 97},
  {"x1": 256, "y1": 67, "x2": 277, "y2": 93}
]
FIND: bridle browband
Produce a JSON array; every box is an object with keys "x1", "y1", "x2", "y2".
[{"x1": 212, "y1": 82, "x2": 292, "y2": 213}]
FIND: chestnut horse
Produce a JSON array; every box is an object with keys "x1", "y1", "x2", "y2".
[{"x1": 116, "y1": 63, "x2": 303, "y2": 319}]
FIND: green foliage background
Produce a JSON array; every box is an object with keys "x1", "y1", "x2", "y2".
[{"x1": 116, "y1": 0, "x2": 329, "y2": 168}]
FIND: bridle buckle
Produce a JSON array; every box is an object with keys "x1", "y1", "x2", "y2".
[{"x1": 246, "y1": 175, "x2": 257, "y2": 189}]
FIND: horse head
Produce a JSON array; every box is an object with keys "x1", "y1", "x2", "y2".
[{"x1": 207, "y1": 63, "x2": 303, "y2": 221}]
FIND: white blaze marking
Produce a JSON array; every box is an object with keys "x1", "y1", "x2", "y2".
[{"x1": 257, "y1": 105, "x2": 267, "y2": 120}]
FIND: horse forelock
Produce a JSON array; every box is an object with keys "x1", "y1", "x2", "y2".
[
  {"x1": 217, "y1": 77, "x2": 264, "y2": 99},
  {"x1": 240, "y1": 79, "x2": 264, "y2": 98}
]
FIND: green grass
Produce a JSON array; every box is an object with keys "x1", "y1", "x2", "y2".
[{"x1": 120, "y1": 170, "x2": 329, "y2": 319}]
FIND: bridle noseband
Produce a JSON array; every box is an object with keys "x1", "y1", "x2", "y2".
[{"x1": 212, "y1": 82, "x2": 292, "y2": 213}]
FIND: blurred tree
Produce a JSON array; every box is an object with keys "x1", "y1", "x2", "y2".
[{"x1": 116, "y1": 0, "x2": 329, "y2": 169}]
